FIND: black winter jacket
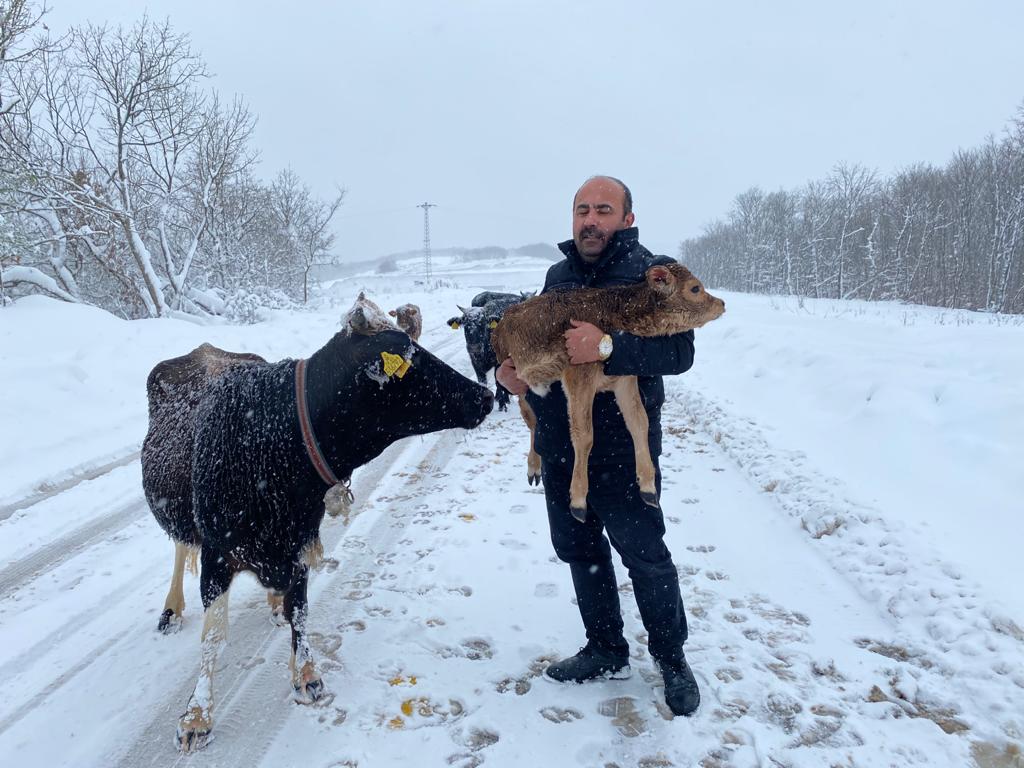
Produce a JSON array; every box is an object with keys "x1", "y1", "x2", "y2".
[{"x1": 525, "y1": 227, "x2": 696, "y2": 465}]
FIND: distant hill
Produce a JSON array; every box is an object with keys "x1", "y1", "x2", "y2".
[{"x1": 311, "y1": 242, "x2": 561, "y2": 280}]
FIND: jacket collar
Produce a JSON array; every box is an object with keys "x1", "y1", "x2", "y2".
[{"x1": 557, "y1": 227, "x2": 640, "y2": 279}]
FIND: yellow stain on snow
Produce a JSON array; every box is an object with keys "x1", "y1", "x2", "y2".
[{"x1": 458, "y1": 513, "x2": 476, "y2": 522}]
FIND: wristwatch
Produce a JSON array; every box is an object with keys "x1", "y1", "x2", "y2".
[{"x1": 597, "y1": 333, "x2": 614, "y2": 361}]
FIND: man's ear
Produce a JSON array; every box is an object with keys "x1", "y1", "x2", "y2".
[
  {"x1": 624, "y1": 211, "x2": 635, "y2": 228},
  {"x1": 647, "y1": 265, "x2": 676, "y2": 295}
]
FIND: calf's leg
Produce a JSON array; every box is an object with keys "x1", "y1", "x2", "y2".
[
  {"x1": 611, "y1": 376, "x2": 659, "y2": 508},
  {"x1": 563, "y1": 365, "x2": 601, "y2": 522},
  {"x1": 518, "y1": 396, "x2": 541, "y2": 486}
]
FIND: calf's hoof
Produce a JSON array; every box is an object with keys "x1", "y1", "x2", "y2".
[
  {"x1": 527, "y1": 471, "x2": 541, "y2": 486},
  {"x1": 293, "y1": 676, "x2": 326, "y2": 704},
  {"x1": 639, "y1": 490, "x2": 660, "y2": 509},
  {"x1": 570, "y1": 505, "x2": 588, "y2": 523},
  {"x1": 158, "y1": 609, "x2": 182, "y2": 634},
  {"x1": 176, "y1": 708, "x2": 213, "y2": 752}
]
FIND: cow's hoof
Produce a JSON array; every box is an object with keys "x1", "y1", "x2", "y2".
[
  {"x1": 640, "y1": 491, "x2": 660, "y2": 509},
  {"x1": 528, "y1": 472, "x2": 541, "y2": 486},
  {"x1": 570, "y1": 505, "x2": 587, "y2": 523},
  {"x1": 293, "y1": 676, "x2": 326, "y2": 704},
  {"x1": 176, "y1": 709, "x2": 213, "y2": 752},
  {"x1": 158, "y1": 609, "x2": 182, "y2": 634},
  {"x1": 498, "y1": 402, "x2": 509, "y2": 412}
]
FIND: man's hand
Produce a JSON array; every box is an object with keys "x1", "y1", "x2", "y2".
[
  {"x1": 564, "y1": 320, "x2": 605, "y2": 364},
  {"x1": 495, "y1": 357, "x2": 530, "y2": 396}
]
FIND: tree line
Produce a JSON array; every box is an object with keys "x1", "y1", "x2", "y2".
[
  {"x1": 681, "y1": 107, "x2": 1024, "y2": 314},
  {"x1": 0, "y1": 1, "x2": 343, "y2": 319}
]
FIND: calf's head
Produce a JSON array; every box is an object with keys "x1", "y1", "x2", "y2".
[{"x1": 645, "y1": 263, "x2": 726, "y2": 330}]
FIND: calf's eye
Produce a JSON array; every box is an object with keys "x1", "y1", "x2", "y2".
[{"x1": 690, "y1": 286, "x2": 701, "y2": 294}]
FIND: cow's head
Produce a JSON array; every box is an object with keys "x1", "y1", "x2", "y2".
[
  {"x1": 344, "y1": 302, "x2": 493, "y2": 438},
  {"x1": 448, "y1": 305, "x2": 495, "y2": 358}
]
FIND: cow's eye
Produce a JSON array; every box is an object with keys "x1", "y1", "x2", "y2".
[{"x1": 690, "y1": 286, "x2": 701, "y2": 294}]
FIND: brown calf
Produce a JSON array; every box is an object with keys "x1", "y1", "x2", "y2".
[
  {"x1": 491, "y1": 263, "x2": 725, "y2": 521},
  {"x1": 389, "y1": 303, "x2": 423, "y2": 341}
]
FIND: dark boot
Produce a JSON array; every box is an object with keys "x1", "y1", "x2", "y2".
[
  {"x1": 544, "y1": 642, "x2": 631, "y2": 683},
  {"x1": 660, "y1": 656, "x2": 700, "y2": 716}
]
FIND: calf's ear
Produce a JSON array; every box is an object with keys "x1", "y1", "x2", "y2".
[
  {"x1": 647, "y1": 265, "x2": 677, "y2": 295},
  {"x1": 388, "y1": 309, "x2": 398, "y2": 317}
]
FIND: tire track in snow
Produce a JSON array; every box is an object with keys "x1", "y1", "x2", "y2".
[
  {"x1": 109, "y1": 429, "x2": 465, "y2": 767},
  {"x1": 0, "y1": 448, "x2": 141, "y2": 521},
  {"x1": 0, "y1": 497, "x2": 148, "y2": 599}
]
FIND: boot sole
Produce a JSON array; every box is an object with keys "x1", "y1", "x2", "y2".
[{"x1": 542, "y1": 665, "x2": 632, "y2": 684}]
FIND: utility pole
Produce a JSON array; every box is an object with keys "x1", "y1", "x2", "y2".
[{"x1": 417, "y1": 202, "x2": 437, "y2": 286}]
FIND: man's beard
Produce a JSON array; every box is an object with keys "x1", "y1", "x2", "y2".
[{"x1": 577, "y1": 225, "x2": 610, "y2": 261}]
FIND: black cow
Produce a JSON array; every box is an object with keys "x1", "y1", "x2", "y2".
[
  {"x1": 142, "y1": 294, "x2": 493, "y2": 752},
  {"x1": 448, "y1": 290, "x2": 532, "y2": 412}
]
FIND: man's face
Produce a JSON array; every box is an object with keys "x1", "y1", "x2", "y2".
[{"x1": 572, "y1": 178, "x2": 635, "y2": 262}]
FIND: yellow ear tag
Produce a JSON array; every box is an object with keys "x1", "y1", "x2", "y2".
[
  {"x1": 449, "y1": 321, "x2": 461, "y2": 329},
  {"x1": 380, "y1": 351, "x2": 412, "y2": 378},
  {"x1": 487, "y1": 320, "x2": 498, "y2": 329}
]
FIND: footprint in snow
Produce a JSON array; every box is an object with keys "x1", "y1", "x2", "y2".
[
  {"x1": 533, "y1": 582, "x2": 558, "y2": 598},
  {"x1": 598, "y1": 696, "x2": 648, "y2": 738},
  {"x1": 540, "y1": 706, "x2": 583, "y2": 724}
]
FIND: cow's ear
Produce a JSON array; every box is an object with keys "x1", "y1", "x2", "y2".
[
  {"x1": 647, "y1": 265, "x2": 676, "y2": 295},
  {"x1": 448, "y1": 317, "x2": 461, "y2": 330},
  {"x1": 380, "y1": 351, "x2": 412, "y2": 379},
  {"x1": 349, "y1": 306, "x2": 371, "y2": 334}
]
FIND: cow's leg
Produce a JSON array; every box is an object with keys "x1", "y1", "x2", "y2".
[
  {"x1": 612, "y1": 376, "x2": 659, "y2": 508},
  {"x1": 495, "y1": 380, "x2": 511, "y2": 412},
  {"x1": 518, "y1": 396, "x2": 541, "y2": 486},
  {"x1": 158, "y1": 541, "x2": 191, "y2": 633},
  {"x1": 176, "y1": 551, "x2": 233, "y2": 753},
  {"x1": 471, "y1": 357, "x2": 489, "y2": 386},
  {"x1": 562, "y1": 365, "x2": 601, "y2": 522},
  {"x1": 267, "y1": 591, "x2": 287, "y2": 626},
  {"x1": 285, "y1": 566, "x2": 324, "y2": 703}
]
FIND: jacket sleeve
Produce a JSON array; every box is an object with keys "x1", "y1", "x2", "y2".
[{"x1": 602, "y1": 329, "x2": 695, "y2": 377}]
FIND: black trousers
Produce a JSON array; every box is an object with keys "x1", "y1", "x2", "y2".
[{"x1": 542, "y1": 458, "x2": 688, "y2": 665}]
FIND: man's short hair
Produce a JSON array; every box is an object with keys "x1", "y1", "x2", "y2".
[{"x1": 579, "y1": 175, "x2": 633, "y2": 217}]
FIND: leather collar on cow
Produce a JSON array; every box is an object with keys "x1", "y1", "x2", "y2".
[{"x1": 295, "y1": 358, "x2": 349, "y2": 492}]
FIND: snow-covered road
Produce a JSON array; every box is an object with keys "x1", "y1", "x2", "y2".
[{"x1": 1, "y1": 260, "x2": 1021, "y2": 767}]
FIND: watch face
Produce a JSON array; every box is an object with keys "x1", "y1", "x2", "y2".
[{"x1": 599, "y1": 336, "x2": 613, "y2": 359}]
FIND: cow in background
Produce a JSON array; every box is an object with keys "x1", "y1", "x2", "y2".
[
  {"x1": 389, "y1": 303, "x2": 422, "y2": 341},
  {"x1": 448, "y1": 290, "x2": 532, "y2": 411}
]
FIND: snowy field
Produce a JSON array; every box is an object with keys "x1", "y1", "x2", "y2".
[{"x1": 0, "y1": 254, "x2": 1022, "y2": 768}]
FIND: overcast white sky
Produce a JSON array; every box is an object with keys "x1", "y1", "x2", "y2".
[{"x1": 46, "y1": 1, "x2": 1024, "y2": 262}]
